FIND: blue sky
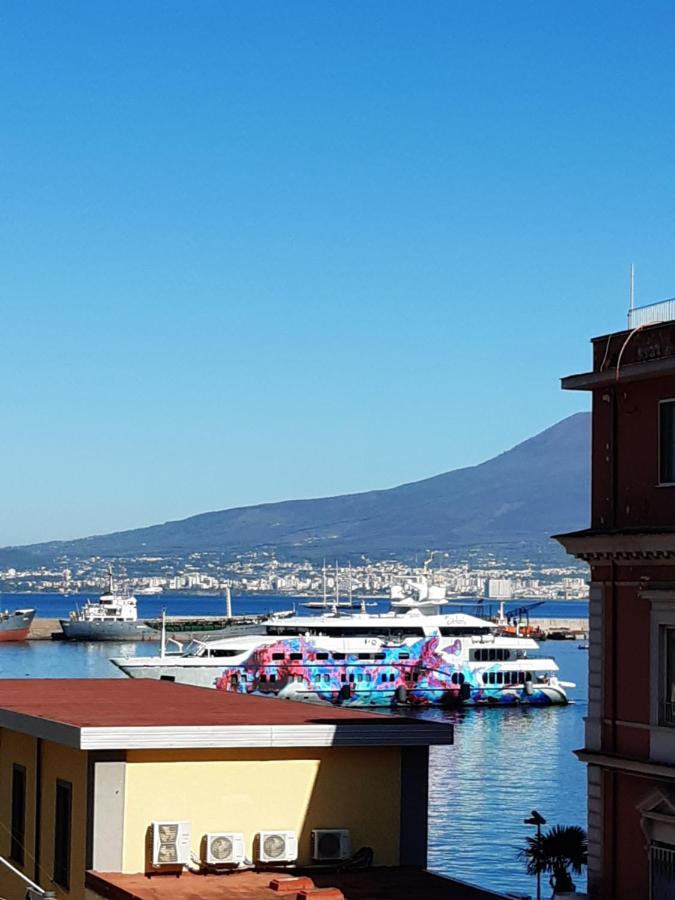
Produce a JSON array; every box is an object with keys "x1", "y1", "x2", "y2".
[{"x1": 1, "y1": 1, "x2": 674, "y2": 545}]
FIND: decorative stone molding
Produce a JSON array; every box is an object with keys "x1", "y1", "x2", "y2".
[{"x1": 555, "y1": 531, "x2": 675, "y2": 563}]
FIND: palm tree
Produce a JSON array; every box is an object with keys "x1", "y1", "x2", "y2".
[{"x1": 519, "y1": 824, "x2": 588, "y2": 896}]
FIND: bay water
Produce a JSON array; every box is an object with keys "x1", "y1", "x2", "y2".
[{"x1": 0, "y1": 594, "x2": 588, "y2": 897}]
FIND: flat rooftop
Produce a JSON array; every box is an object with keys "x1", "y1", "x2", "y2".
[
  {"x1": 0, "y1": 679, "x2": 453, "y2": 750},
  {"x1": 87, "y1": 867, "x2": 510, "y2": 900}
]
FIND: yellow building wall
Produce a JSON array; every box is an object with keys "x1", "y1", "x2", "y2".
[
  {"x1": 39, "y1": 740, "x2": 88, "y2": 900},
  {"x1": 122, "y1": 747, "x2": 401, "y2": 873},
  {"x1": 0, "y1": 729, "x2": 38, "y2": 900}
]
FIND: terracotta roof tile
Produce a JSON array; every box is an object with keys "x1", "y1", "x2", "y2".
[
  {"x1": 0, "y1": 679, "x2": 421, "y2": 729},
  {"x1": 87, "y1": 867, "x2": 506, "y2": 899}
]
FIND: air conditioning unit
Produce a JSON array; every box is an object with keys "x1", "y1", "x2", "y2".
[
  {"x1": 151, "y1": 821, "x2": 191, "y2": 866},
  {"x1": 256, "y1": 830, "x2": 298, "y2": 864},
  {"x1": 204, "y1": 831, "x2": 245, "y2": 865},
  {"x1": 312, "y1": 828, "x2": 352, "y2": 861}
]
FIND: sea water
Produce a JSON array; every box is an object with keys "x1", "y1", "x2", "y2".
[{"x1": 0, "y1": 594, "x2": 588, "y2": 898}]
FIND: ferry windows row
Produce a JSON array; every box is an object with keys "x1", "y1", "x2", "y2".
[
  {"x1": 482, "y1": 671, "x2": 533, "y2": 685},
  {"x1": 265, "y1": 626, "x2": 426, "y2": 638},
  {"x1": 261, "y1": 651, "x2": 408, "y2": 662},
  {"x1": 340, "y1": 672, "x2": 374, "y2": 684},
  {"x1": 472, "y1": 648, "x2": 511, "y2": 662},
  {"x1": 439, "y1": 626, "x2": 491, "y2": 636}
]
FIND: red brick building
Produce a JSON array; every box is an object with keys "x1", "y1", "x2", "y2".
[{"x1": 556, "y1": 302, "x2": 675, "y2": 899}]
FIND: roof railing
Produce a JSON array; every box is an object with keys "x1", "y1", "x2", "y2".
[{"x1": 628, "y1": 297, "x2": 675, "y2": 329}]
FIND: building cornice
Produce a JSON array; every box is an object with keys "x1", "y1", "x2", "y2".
[
  {"x1": 561, "y1": 351, "x2": 675, "y2": 392},
  {"x1": 576, "y1": 748, "x2": 675, "y2": 780},
  {"x1": 554, "y1": 530, "x2": 675, "y2": 562}
]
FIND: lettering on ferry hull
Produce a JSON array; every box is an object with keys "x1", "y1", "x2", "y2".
[{"x1": 213, "y1": 637, "x2": 566, "y2": 708}]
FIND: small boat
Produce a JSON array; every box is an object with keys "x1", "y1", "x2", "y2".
[
  {"x1": 60, "y1": 568, "x2": 153, "y2": 641},
  {"x1": 578, "y1": 642, "x2": 589, "y2": 650},
  {"x1": 0, "y1": 608, "x2": 36, "y2": 642}
]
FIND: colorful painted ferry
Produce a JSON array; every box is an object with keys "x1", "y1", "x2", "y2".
[{"x1": 112, "y1": 580, "x2": 574, "y2": 707}]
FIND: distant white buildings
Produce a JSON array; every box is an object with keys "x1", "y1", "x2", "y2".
[{"x1": 484, "y1": 577, "x2": 514, "y2": 600}]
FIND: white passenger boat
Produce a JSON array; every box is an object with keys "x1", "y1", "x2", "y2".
[{"x1": 111, "y1": 577, "x2": 573, "y2": 707}]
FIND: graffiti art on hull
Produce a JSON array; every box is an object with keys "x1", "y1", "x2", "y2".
[{"x1": 213, "y1": 636, "x2": 558, "y2": 707}]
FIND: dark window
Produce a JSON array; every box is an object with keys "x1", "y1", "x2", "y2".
[
  {"x1": 333, "y1": 653, "x2": 346, "y2": 660},
  {"x1": 349, "y1": 674, "x2": 355, "y2": 683},
  {"x1": 260, "y1": 674, "x2": 267, "y2": 683},
  {"x1": 458, "y1": 673, "x2": 465, "y2": 685},
  {"x1": 440, "y1": 626, "x2": 490, "y2": 636},
  {"x1": 373, "y1": 653, "x2": 386, "y2": 660},
  {"x1": 269, "y1": 673, "x2": 276, "y2": 682},
  {"x1": 289, "y1": 653, "x2": 302, "y2": 661},
  {"x1": 316, "y1": 653, "x2": 329, "y2": 660},
  {"x1": 661, "y1": 626, "x2": 675, "y2": 726},
  {"x1": 381, "y1": 673, "x2": 387, "y2": 682},
  {"x1": 272, "y1": 653, "x2": 285, "y2": 660},
  {"x1": 210, "y1": 649, "x2": 240, "y2": 658},
  {"x1": 398, "y1": 652, "x2": 410, "y2": 660},
  {"x1": 357, "y1": 653, "x2": 370, "y2": 660},
  {"x1": 159, "y1": 675, "x2": 175, "y2": 682},
  {"x1": 451, "y1": 673, "x2": 458, "y2": 685},
  {"x1": 660, "y1": 401, "x2": 675, "y2": 484},
  {"x1": 10, "y1": 764, "x2": 26, "y2": 865},
  {"x1": 413, "y1": 672, "x2": 419, "y2": 682},
  {"x1": 389, "y1": 674, "x2": 395, "y2": 682},
  {"x1": 489, "y1": 649, "x2": 496, "y2": 661},
  {"x1": 650, "y1": 842, "x2": 675, "y2": 898},
  {"x1": 54, "y1": 780, "x2": 72, "y2": 889}
]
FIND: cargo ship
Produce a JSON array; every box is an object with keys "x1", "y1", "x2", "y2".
[{"x1": 0, "y1": 608, "x2": 36, "y2": 641}]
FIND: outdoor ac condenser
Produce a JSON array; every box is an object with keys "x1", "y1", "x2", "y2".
[
  {"x1": 204, "y1": 832, "x2": 245, "y2": 865},
  {"x1": 312, "y1": 828, "x2": 352, "y2": 861},
  {"x1": 256, "y1": 830, "x2": 298, "y2": 864},
  {"x1": 151, "y1": 821, "x2": 191, "y2": 866}
]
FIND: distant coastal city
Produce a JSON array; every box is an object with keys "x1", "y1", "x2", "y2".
[{"x1": 0, "y1": 550, "x2": 589, "y2": 600}]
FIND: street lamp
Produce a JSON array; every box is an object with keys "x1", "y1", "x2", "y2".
[{"x1": 524, "y1": 810, "x2": 546, "y2": 900}]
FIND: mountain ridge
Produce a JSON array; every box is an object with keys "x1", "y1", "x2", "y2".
[{"x1": 3, "y1": 412, "x2": 590, "y2": 562}]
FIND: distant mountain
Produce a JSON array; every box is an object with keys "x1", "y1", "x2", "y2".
[{"x1": 4, "y1": 412, "x2": 590, "y2": 564}]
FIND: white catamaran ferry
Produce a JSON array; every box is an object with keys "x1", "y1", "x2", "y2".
[{"x1": 111, "y1": 577, "x2": 574, "y2": 707}]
